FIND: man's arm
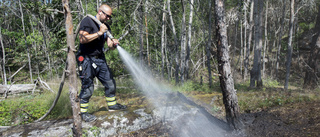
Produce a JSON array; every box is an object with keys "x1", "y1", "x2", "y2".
[{"x1": 79, "y1": 24, "x2": 108, "y2": 44}]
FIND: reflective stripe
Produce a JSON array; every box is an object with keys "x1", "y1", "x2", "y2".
[
  {"x1": 106, "y1": 97, "x2": 116, "y2": 101},
  {"x1": 107, "y1": 101, "x2": 117, "y2": 106},
  {"x1": 80, "y1": 108, "x2": 88, "y2": 113},
  {"x1": 80, "y1": 103, "x2": 89, "y2": 107}
]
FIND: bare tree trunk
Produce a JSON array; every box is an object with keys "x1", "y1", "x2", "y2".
[
  {"x1": 186, "y1": 0, "x2": 194, "y2": 80},
  {"x1": 168, "y1": 0, "x2": 180, "y2": 85},
  {"x1": 242, "y1": 0, "x2": 248, "y2": 79},
  {"x1": 180, "y1": 0, "x2": 187, "y2": 84},
  {"x1": 0, "y1": 27, "x2": 6, "y2": 85},
  {"x1": 145, "y1": 0, "x2": 150, "y2": 67},
  {"x1": 304, "y1": 4, "x2": 320, "y2": 89},
  {"x1": 284, "y1": 0, "x2": 295, "y2": 90},
  {"x1": 275, "y1": 1, "x2": 286, "y2": 78},
  {"x1": 139, "y1": 2, "x2": 144, "y2": 65},
  {"x1": 19, "y1": 0, "x2": 33, "y2": 83},
  {"x1": 161, "y1": 0, "x2": 167, "y2": 79},
  {"x1": 62, "y1": 0, "x2": 82, "y2": 136},
  {"x1": 245, "y1": 0, "x2": 254, "y2": 80},
  {"x1": 214, "y1": 0, "x2": 241, "y2": 130},
  {"x1": 263, "y1": 0, "x2": 268, "y2": 78},
  {"x1": 206, "y1": 0, "x2": 213, "y2": 88},
  {"x1": 250, "y1": 0, "x2": 263, "y2": 88}
]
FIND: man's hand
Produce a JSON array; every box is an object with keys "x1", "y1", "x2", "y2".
[
  {"x1": 107, "y1": 38, "x2": 119, "y2": 50},
  {"x1": 98, "y1": 24, "x2": 108, "y2": 35}
]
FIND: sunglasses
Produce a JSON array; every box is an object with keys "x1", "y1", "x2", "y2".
[{"x1": 101, "y1": 10, "x2": 112, "y2": 19}]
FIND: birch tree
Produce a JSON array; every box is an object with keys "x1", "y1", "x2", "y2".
[
  {"x1": 0, "y1": 27, "x2": 6, "y2": 85},
  {"x1": 180, "y1": 0, "x2": 187, "y2": 83},
  {"x1": 161, "y1": 0, "x2": 167, "y2": 79},
  {"x1": 186, "y1": 0, "x2": 194, "y2": 80}
]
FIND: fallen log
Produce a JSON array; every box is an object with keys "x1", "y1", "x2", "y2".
[{"x1": 0, "y1": 84, "x2": 36, "y2": 94}]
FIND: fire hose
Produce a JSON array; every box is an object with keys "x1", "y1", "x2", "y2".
[{"x1": 35, "y1": 14, "x2": 130, "y2": 122}]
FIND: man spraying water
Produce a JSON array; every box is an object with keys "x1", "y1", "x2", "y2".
[{"x1": 77, "y1": 4, "x2": 126, "y2": 122}]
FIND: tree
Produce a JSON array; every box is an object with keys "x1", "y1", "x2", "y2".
[
  {"x1": 304, "y1": 4, "x2": 320, "y2": 89},
  {"x1": 0, "y1": 27, "x2": 6, "y2": 85},
  {"x1": 284, "y1": 0, "x2": 295, "y2": 90},
  {"x1": 214, "y1": 0, "x2": 241, "y2": 130},
  {"x1": 250, "y1": 0, "x2": 263, "y2": 88},
  {"x1": 206, "y1": 0, "x2": 213, "y2": 88},
  {"x1": 167, "y1": 0, "x2": 180, "y2": 85},
  {"x1": 62, "y1": 0, "x2": 82, "y2": 136}
]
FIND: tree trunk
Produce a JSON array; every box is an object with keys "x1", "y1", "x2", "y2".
[
  {"x1": 62, "y1": 0, "x2": 82, "y2": 136},
  {"x1": 303, "y1": 4, "x2": 320, "y2": 89},
  {"x1": 180, "y1": 0, "x2": 186, "y2": 83},
  {"x1": 214, "y1": 0, "x2": 241, "y2": 130},
  {"x1": 206, "y1": 0, "x2": 213, "y2": 88},
  {"x1": 245, "y1": 0, "x2": 254, "y2": 80},
  {"x1": 145, "y1": 0, "x2": 150, "y2": 67},
  {"x1": 139, "y1": 1, "x2": 144, "y2": 65},
  {"x1": 263, "y1": 0, "x2": 268, "y2": 78},
  {"x1": 250, "y1": 0, "x2": 263, "y2": 88},
  {"x1": 0, "y1": 27, "x2": 6, "y2": 85},
  {"x1": 161, "y1": 0, "x2": 167, "y2": 79},
  {"x1": 186, "y1": 0, "x2": 194, "y2": 80},
  {"x1": 275, "y1": 1, "x2": 286, "y2": 78},
  {"x1": 284, "y1": 0, "x2": 295, "y2": 90},
  {"x1": 19, "y1": 0, "x2": 33, "y2": 83},
  {"x1": 168, "y1": 0, "x2": 180, "y2": 85},
  {"x1": 242, "y1": 0, "x2": 248, "y2": 80}
]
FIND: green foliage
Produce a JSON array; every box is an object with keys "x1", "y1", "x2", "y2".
[
  {"x1": 176, "y1": 80, "x2": 217, "y2": 93},
  {"x1": 0, "y1": 95, "x2": 49, "y2": 126}
]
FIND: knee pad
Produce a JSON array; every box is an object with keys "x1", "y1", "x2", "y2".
[{"x1": 80, "y1": 85, "x2": 94, "y2": 100}]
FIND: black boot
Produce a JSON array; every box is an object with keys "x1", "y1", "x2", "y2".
[
  {"x1": 81, "y1": 113, "x2": 97, "y2": 122},
  {"x1": 108, "y1": 103, "x2": 127, "y2": 111}
]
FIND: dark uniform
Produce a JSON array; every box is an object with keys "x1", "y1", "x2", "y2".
[{"x1": 77, "y1": 16, "x2": 126, "y2": 122}]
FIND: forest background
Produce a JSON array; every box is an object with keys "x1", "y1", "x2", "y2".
[{"x1": 0, "y1": 0, "x2": 319, "y2": 130}]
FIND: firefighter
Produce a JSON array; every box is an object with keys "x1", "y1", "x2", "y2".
[{"x1": 77, "y1": 4, "x2": 126, "y2": 122}]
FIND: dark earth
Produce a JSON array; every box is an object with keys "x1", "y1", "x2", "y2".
[{"x1": 0, "y1": 92, "x2": 319, "y2": 137}]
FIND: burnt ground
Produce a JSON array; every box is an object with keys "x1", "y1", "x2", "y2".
[
  {"x1": 0, "y1": 91, "x2": 319, "y2": 137},
  {"x1": 242, "y1": 101, "x2": 320, "y2": 137}
]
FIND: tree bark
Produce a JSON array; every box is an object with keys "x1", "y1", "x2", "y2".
[
  {"x1": 62, "y1": 0, "x2": 82, "y2": 136},
  {"x1": 180, "y1": 0, "x2": 186, "y2": 83},
  {"x1": 186, "y1": 0, "x2": 194, "y2": 80},
  {"x1": 161, "y1": 0, "x2": 167, "y2": 79},
  {"x1": 250, "y1": 0, "x2": 263, "y2": 88},
  {"x1": 214, "y1": 0, "x2": 241, "y2": 130},
  {"x1": 138, "y1": 1, "x2": 144, "y2": 65},
  {"x1": 263, "y1": 0, "x2": 268, "y2": 78},
  {"x1": 206, "y1": 0, "x2": 213, "y2": 88},
  {"x1": 0, "y1": 27, "x2": 6, "y2": 85},
  {"x1": 244, "y1": 0, "x2": 253, "y2": 80},
  {"x1": 284, "y1": 0, "x2": 295, "y2": 90},
  {"x1": 303, "y1": 4, "x2": 320, "y2": 89},
  {"x1": 145, "y1": 0, "x2": 150, "y2": 67}
]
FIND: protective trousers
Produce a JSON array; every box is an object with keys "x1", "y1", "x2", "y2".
[{"x1": 78, "y1": 56, "x2": 117, "y2": 113}]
